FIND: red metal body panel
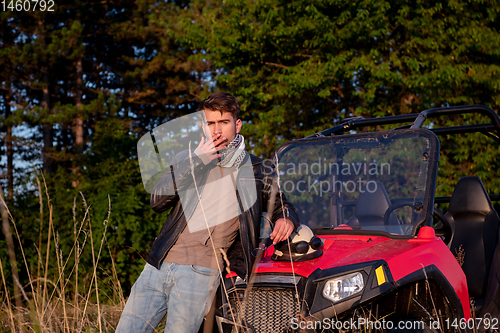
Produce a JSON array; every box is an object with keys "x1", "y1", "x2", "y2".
[{"x1": 253, "y1": 227, "x2": 470, "y2": 318}]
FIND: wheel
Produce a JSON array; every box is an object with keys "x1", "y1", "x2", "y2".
[
  {"x1": 383, "y1": 200, "x2": 415, "y2": 225},
  {"x1": 433, "y1": 208, "x2": 453, "y2": 246}
]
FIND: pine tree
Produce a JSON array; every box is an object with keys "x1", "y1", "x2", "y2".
[{"x1": 181, "y1": 0, "x2": 500, "y2": 160}]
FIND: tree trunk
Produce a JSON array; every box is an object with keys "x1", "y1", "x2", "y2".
[
  {"x1": 0, "y1": 185, "x2": 22, "y2": 327},
  {"x1": 38, "y1": 19, "x2": 53, "y2": 175},
  {"x1": 72, "y1": 57, "x2": 84, "y2": 188},
  {"x1": 5, "y1": 88, "x2": 14, "y2": 201},
  {"x1": 42, "y1": 72, "x2": 53, "y2": 175}
]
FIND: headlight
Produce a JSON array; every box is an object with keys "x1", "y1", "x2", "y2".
[{"x1": 322, "y1": 272, "x2": 364, "y2": 303}]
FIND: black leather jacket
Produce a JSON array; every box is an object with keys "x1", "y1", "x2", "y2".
[{"x1": 147, "y1": 150, "x2": 299, "y2": 280}]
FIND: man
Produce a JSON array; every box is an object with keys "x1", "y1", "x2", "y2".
[{"x1": 116, "y1": 92, "x2": 299, "y2": 332}]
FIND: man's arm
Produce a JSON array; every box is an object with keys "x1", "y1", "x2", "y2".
[
  {"x1": 150, "y1": 165, "x2": 181, "y2": 213},
  {"x1": 262, "y1": 162, "x2": 300, "y2": 244},
  {"x1": 150, "y1": 136, "x2": 223, "y2": 213}
]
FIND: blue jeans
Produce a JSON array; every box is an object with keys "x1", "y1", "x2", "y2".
[{"x1": 116, "y1": 262, "x2": 220, "y2": 333}]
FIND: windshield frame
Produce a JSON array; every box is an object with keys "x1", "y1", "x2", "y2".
[{"x1": 271, "y1": 128, "x2": 440, "y2": 238}]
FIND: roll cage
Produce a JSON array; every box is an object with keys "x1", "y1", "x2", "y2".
[
  {"x1": 307, "y1": 105, "x2": 500, "y2": 141},
  {"x1": 272, "y1": 105, "x2": 500, "y2": 236},
  {"x1": 313, "y1": 105, "x2": 500, "y2": 201}
]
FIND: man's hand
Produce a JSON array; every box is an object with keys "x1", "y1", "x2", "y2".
[
  {"x1": 197, "y1": 134, "x2": 226, "y2": 161},
  {"x1": 270, "y1": 218, "x2": 294, "y2": 244}
]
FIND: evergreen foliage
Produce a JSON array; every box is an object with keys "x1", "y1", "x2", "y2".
[
  {"x1": 0, "y1": 0, "x2": 500, "y2": 305},
  {"x1": 180, "y1": 0, "x2": 500, "y2": 156}
]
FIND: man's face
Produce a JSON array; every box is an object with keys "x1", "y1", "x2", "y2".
[{"x1": 203, "y1": 110, "x2": 242, "y2": 147}]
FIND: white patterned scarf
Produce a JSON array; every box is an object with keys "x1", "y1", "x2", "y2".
[{"x1": 218, "y1": 134, "x2": 246, "y2": 168}]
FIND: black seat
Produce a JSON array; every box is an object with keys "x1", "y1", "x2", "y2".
[
  {"x1": 348, "y1": 182, "x2": 398, "y2": 227},
  {"x1": 446, "y1": 176, "x2": 500, "y2": 301}
]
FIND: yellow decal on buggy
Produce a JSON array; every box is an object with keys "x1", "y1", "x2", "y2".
[{"x1": 375, "y1": 266, "x2": 386, "y2": 285}]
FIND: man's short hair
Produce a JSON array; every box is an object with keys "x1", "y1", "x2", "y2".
[{"x1": 197, "y1": 92, "x2": 240, "y2": 120}]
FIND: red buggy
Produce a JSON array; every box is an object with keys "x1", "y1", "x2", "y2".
[{"x1": 213, "y1": 105, "x2": 500, "y2": 333}]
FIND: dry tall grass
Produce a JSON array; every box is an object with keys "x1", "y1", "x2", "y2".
[{"x1": 0, "y1": 176, "x2": 129, "y2": 333}]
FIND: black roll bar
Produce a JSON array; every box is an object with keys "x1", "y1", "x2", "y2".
[{"x1": 308, "y1": 105, "x2": 500, "y2": 138}]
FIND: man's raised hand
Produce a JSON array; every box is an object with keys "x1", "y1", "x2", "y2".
[{"x1": 197, "y1": 134, "x2": 226, "y2": 161}]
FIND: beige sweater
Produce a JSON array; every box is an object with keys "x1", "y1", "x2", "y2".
[{"x1": 164, "y1": 165, "x2": 240, "y2": 270}]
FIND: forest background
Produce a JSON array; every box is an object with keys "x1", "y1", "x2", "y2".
[{"x1": 1, "y1": 0, "x2": 500, "y2": 331}]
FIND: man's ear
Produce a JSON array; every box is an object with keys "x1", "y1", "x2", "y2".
[{"x1": 236, "y1": 118, "x2": 242, "y2": 134}]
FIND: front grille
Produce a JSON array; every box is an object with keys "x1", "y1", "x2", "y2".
[{"x1": 228, "y1": 287, "x2": 301, "y2": 333}]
